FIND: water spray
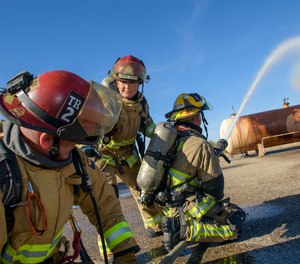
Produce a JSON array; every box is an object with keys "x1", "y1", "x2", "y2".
[{"x1": 223, "y1": 36, "x2": 300, "y2": 141}]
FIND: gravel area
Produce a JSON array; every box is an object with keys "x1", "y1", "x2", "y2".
[{"x1": 63, "y1": 142, "x2": 300, "y2": 263}]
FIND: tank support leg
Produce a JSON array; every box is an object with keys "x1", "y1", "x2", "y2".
[{"x1": 257, "y1": 143, "x2": 265, "y2": 156}]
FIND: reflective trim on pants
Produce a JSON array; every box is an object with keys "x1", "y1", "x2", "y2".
[
  {"x1": 187, "y1": 218, "x2": 235, "y2": 242},
  {"x1": 144, "y1": 213, "x2": 163, "y2": 229},
  {"x1": 186, "y1": 196, "x2": 216, "y2": 219},
  {"x1": 100, "y1": 151, "x2": 139, "y2": 169},
  {"x1": 103, "y1": 138, "x2": 136, "y2": 149}
]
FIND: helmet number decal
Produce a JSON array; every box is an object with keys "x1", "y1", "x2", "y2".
[{"x1": 58, "y1": 92, "x2": 83, "y2": 123}]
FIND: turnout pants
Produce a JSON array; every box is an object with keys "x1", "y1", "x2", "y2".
[
  {"x1": 101, "y1": 160, "x2": 163, "y2": 232},
  {"x1": 162, "y1": 195, "x2": 242, "y2": 244}
]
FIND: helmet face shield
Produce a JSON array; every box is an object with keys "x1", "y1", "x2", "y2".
[
  {"x1": 194, "y1": 94, "x2": 212, "y2": 111},
  {"x1": 58, "y1": 82, "x2": 122, "y2": 144}
]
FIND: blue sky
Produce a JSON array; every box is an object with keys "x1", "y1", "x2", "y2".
[{"x1": 1, "y1": 0, "x2": 300, "y2": 141}]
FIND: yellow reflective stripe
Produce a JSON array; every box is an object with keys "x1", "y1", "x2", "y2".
[
  {"x1": 145, "y1": 122, "x2": 156, "y2": 137},
  {"x1": 100, "y1": 151, "x2": 138, "y2": 169},
  {"x1": 97, "y1": 235, "x2": 112, "y2": 254},
  {"x1": 187, "y1": 218, "x2": 234, "y2": 241},
  {"x1": 168, "y1": 168, "x2": 187, "y2": 186},
  {"x1": 125, "y1": 150, "x2": 139, "y2": 168},
  {"x1": 2, "y1": 228, "x2": 64, "y2": 263},
  {"x1": 168, "y1": 168, "x2": 201, "y2": 188},
  {"x1": 144, "y1": 213, "x2": 162, "y2": 228},
  {"x1": 188, "y1": 196, "x2": 216, "y2": 219},
  {"x1": 105, "y1": 138, "x2": 136, "y2": 149},
  {"x1": 104, "y1": 221, "x2": 134, "y2": 250},
  {"x1": 162, "y1": 207, "x2": 176, "y2": 217},
  {"x1": 177, "y1": 140, "x2": 184, "y2": 151},
  {"x1": 100, "y1": 154, "x2": 116, "y2": 166},
  {"x1": 190, "y1": 178, "x2": 201, "y2": 187}
]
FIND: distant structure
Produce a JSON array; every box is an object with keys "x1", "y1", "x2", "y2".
[
  {"x1": 220, "y1": 100, "x2": 300, "y2": 156},
  {"x1": 283, "y1": 97, "x2": 290, "y2": 108},
  {"x1": 231, "y1": 106, "x2": 236, "y2": 118}
]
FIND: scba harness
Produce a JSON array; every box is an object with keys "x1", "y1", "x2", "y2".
[
  {"x1": 137, "y1": 121, "x2": 204, "y2": 206},
  {"x1": 0, "y1": 139, "x2": 22, "y2": 232}
]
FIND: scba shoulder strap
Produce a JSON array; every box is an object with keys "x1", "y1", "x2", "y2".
[
  {"x1": 0, "y1": 139, "x2": 22, "y2": 232},
  {"x1": 136, "y1": 95, "x2": 148, "y2": 159}
]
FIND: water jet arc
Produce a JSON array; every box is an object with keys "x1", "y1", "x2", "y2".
[{"x1": 223, "y1": 36, "x2": 300, "y2": 141}]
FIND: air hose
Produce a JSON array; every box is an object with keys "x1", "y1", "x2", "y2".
[{"x1": 72, "y1": 149, "x2": 108, "y2": 264}]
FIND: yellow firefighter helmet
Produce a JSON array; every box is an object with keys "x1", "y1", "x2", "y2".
[{"x1": 165, "y1": 93, "x2": 211, "y2": 121}]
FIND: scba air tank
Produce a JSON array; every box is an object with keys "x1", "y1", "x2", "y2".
[{"x1": 137, "y1": 122, "x2": 178, "y2": 195}]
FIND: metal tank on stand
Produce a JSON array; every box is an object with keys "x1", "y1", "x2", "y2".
[{"x1": 220, "y1": 101, "x2": 300, "y2": 156}]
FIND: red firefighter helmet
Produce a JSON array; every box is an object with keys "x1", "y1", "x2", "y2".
[
  {"x1": 0, "y1": 70, "x2": 122, "y2": 144},
  {"x1": 110, "y1": 55, "x2": 150, "y2": 84}
]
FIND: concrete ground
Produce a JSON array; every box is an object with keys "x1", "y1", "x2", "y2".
[{"x1": 65, "y1": 142, "x2": 300, "y2": 264}]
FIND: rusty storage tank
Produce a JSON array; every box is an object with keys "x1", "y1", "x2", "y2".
[{"x1": 220, "y1": 104, "x2": 300, "y2": 155}]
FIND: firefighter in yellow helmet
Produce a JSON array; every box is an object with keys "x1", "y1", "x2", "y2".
[
  {"x1": 159, "y1": 93, "x2": 246, "y2": 251},
  {"x1": 83, "y1": 55, "x2": 163, "y2": 258},
  {"x1": 166, "y1": 92, "x2": 211, "y2": 138},
  {"x1": 0, "y1": 70, "x2": 139, "y2": 263}
]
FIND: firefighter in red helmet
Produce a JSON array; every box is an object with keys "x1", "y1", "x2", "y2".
[
  {"x1": 0, "y1": 70, "x2": 139, "y2": 263},
  {"x1": 87, "y1": 55, "x2": 163, "y2": 257}
]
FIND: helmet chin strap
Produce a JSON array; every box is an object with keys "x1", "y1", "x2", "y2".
[
  {"x1": 141, "y1": 82, "x2": 144, "y2": 95},
  {"x1": 200, "y1": 111, "x2": 209, "y2": 139},
  {"x1": 49, "y1": 136, "x2": 60, "y2": 160}
]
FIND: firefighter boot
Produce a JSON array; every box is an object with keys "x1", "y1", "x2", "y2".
[
  {"x1": 227, "y1": 204, "x2": 247, "y2": 234},
  {"x1": 161, "y1": 216, "x2": 181, "y2": 252},
  {"x1": 214, "y1": 203, "x2": 246, "y2": 235},
  {"x1": 146, "y1": 227, "x2": 163, "y2": 238}
]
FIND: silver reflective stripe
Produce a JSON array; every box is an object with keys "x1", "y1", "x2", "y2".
[
  {"x1": 191, "y1": 198, "x2": 215, "y2": 218},
  {"x1": 144, "y1": 213, "x2": 162, "y2": 227},
  {"x1": 16, "y1": 250, "x2": 48, "y2": 258},
  {"x1": 2, "y1": 229, "x2": 63, "y2": 263},
  {"x1": 168, "y1": 169, "x2": 186, "y2": 182},
  {"x1": 2, "y1": 251, "x2": 13, "y2": 263},
  {"x1": 106, "y1": 226, "x2": 131, "y2": 245},
  {"x1": 2, "y1": 248, "x2": 48, "y2": 263}
]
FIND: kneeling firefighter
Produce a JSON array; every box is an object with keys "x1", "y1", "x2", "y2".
[{"x1": 137, "y1": 92, "x2": 246, "y2": 251}]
